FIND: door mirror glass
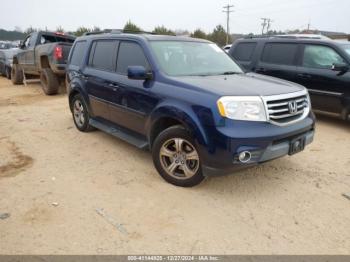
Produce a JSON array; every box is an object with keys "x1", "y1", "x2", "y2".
[
  {"x1": 127, "y1": 66, "x2": 152, "y2": 80},
  {"x1": 332, "y1": 63, "x2": 349, "y2": 72}
]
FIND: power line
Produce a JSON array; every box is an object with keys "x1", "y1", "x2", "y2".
[{"x1": 223, "y1": 4, "x2": 234, "y2": 45}]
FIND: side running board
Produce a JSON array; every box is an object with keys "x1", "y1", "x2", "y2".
[{"x1": 89, "y1": 119, "x2": 149, "y2": 150}]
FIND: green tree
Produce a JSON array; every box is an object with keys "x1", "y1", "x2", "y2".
[
  {"x1": 123, "y1": 20, "x2": 142, "y2": 32},
  {"x1": 152, "y1": 26, "x2": 175, "y2": 36},
  {"x1": 75, "y1": 27, "x2": 91, "y2": 36},
  {"x1": 191, "y1": 29, "x2": 208, "y2": 40},
  {"x1": 24, "y1": 26, "x2": 37, "y2": 35},
  {"x1": 208, "y1": 25, "x2": 229, "y2": 46},
  {"x1": 56, "y1": 26, "x2": 64, "y2": 33}
]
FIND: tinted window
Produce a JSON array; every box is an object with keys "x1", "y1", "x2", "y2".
[
  {"x1": 303, "y1": 45, "x2": 345, "y2": 69},
  {"x1": 89, "y1": 40, "x2": 118, "y2": 71},
  {"x1": 117, "y1": 42, "x2": 149, "y2": 74},
  {"x1": 70, "y1": 41, "x2": 87, "y2": 66},
  {"x1": 232, "y1": 42, "x2": 256, "y2": 61},
  {"x1": 261, "y1": 43, "x2": 298, "y2": 65}
]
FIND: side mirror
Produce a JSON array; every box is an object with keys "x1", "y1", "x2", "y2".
[
  {"x1": 19, "y1": 40, "x2": 25, "y2": 49},
  {"x1": 332, "y1": 63, "x2": 349, "y2": 72},
  {"x1": 127, "y1": 66, "x2": 153, "y2": 80}
]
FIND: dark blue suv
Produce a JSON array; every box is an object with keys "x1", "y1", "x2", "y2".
[{"x1": 66, "y1": 31, "x2": 315, "y2": 187}]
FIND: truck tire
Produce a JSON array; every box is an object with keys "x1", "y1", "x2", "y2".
[
  {"x1": 5, "y1": 66, "x2": 11, "y2": 79},
  {"x1": 11, "y1": 64, "x2": 23, "y2": 85},
  {"x1": 40, "y1": 68, "x2": 59, "y2": 95},
  {"x1": 152, "y1": 125, "x2": 205, "y2": 187}
]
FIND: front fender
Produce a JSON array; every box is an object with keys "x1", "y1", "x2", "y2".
[
  {"x1": 146, "y1": 100, "x2": 210, "y2": 148},
  {"x1": 68, "y1": 76, "x2": 91, "y2": 113}
]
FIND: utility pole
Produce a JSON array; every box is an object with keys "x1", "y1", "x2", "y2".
[
  {"x1": 266, "y1": 18, "x2": 273, "y2": 34},
  {"x1": 261, "y1": 18, "x2": 273, "y2": 35},
  {"x1": 261, "y1": 18, "x2": 268, "y2": 35},
  {"x1": 223, "y1": 4, "x2": 234, "y2": 45}
]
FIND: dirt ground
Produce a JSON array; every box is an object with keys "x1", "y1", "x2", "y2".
[{"x1": 0, "y1": 77, "x2": 349, "y2": 255}]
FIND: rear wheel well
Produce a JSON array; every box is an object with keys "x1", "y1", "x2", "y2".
[
  {"x1": 150, "y1": 118, "x2": 184, "y2": 147},
  {"x1": 40, "y1": 56, "x2": 50, "y2": 69}
]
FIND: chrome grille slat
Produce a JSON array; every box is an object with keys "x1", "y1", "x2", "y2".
[{"x1": 262, "y1": 90, "x2": 310, "y2": 126}]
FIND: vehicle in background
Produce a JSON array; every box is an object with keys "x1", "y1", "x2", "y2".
[
  {"x1": 0, "y1": 41, "x2": 17, "y2": 50},
  {"x1": 223, "y1": 44, "x2": 232, "y2": 52},
  {"x1": 0, "y1": 48, "x2": 20, "y2": 79},
  {"x1": 229, "y1": 36, "x2": 350, "y2": 120},
  {"x1": 11, "y1": 31, "x2": 76, "y2": 95},
  {"x1": 66, "y1": 31, "x2": 315, "y2": 187}
]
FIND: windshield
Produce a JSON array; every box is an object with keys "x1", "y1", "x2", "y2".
[
  {"x1": 150, "y1": 41, "x2": 243, "y2": 76},
  {"x1": 341, "y1": 44, "x2": 350, "y2": 56}
]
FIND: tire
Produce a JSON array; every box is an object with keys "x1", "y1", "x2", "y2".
[
  {"x1": 5, "y1": 66, "x2": 11, "y2": 79},
  {"x1": 71, "y1": 94, "x2": 95, "y2": 132},
  {"x1": 40, "y1": 68, "x2": 59, "y2": 95},
  {"x1": 11, "y1": 64, "x2": 23, "y2": 85},
  {"x1": 152, "y1": 125, "x2": 205, "y2": 187}
]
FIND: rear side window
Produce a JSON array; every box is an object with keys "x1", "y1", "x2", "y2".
[
  {"x1": 261, "y1": 43, "x2": 298, "y2": 65},
  {"x1": 70, "y1": 41, "x2": 87, "y2": 66},
  {"x1": 117, "y1": 42, "x2": 149, "y2": 74},
  {"x1": 89, "y1": 40, "x2": 118, "y2": 71},
  {"x1": 232, "y1": 42, "x2": 256, "y2": 61}
]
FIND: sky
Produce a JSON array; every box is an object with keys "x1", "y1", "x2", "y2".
[{"x1": 1, "y1": 0, "x2": 349, "y2": 34}]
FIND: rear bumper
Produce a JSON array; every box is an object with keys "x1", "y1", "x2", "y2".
[
  {"x1": 199, "y1": 114, "x2": 316, "y2": 177},
  {"x1": 51, "y1": 64, "x2": 67, "y2": 75}
]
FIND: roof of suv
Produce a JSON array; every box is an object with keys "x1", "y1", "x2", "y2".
[
  {"x1": 77, "y1": 32, "x2": 211, "y2": 43},
  {"x1": 236, "y1": 35, "x2": 338, "y2": 45}
]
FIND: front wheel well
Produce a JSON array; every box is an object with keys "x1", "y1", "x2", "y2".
[
  {"x1": 69, "y1": 90, "x2": 80, "y2": 112},
  {"x1": 149, "y1": 118, "x2": 185, "y2": 148}
]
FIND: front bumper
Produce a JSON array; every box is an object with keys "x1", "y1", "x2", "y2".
[{"x1": 200, "y1": 114, "x2": 315, "y2": 177}]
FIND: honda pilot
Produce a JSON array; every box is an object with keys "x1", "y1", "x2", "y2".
[{"x1": 66, "y1": 31, "x2": 315, "y2": 187}]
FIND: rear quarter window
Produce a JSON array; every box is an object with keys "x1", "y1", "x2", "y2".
[
  {"x1": 232, "y1": 42, "x2": 257, "y2": 61},
  {"x1": 261, "y1": 43, "x2": 298, "y2": 65},
  {"x1": 70, "y1": 41, "x2": 87, "y2": 66}
]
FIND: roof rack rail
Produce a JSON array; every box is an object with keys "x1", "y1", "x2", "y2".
[
  {"x1": 244, "y1": 34, "x2": 328, "y2": 40},
  {"x1": 83, "y1": 29, "x2": 157, "y2": 36}
]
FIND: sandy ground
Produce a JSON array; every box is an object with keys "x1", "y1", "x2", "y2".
[{"x1": 0, "y1": 77, "x2": 349, "y2": 255}]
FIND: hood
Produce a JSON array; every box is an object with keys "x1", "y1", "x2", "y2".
[{"x1": 169, "y1": 72, "x2": 305, "y2": 97}]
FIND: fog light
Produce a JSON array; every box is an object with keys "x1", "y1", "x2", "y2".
[{"x1": 238, "y1": 151, "x2": 252, "y2": 163}]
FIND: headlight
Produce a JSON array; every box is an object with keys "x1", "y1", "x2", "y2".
[{"x1": 217, "y1": 96, "x2": 267, "y2": 121}]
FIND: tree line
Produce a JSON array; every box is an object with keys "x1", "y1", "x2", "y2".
[
  {"x1": 0, "y1": 21, "x2": 233, "y2": 47},
  {"x1": 1, "y1": 21, "x2": 297, "y2": 46}
]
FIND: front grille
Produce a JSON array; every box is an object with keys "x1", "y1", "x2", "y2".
[{"x1": 263, "y1": 91, "x2": 310, "y2": 125}]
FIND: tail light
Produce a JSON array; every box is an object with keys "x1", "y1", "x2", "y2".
[{"x1": 54, "y1": 46, "x2": 63, "y2": 60}]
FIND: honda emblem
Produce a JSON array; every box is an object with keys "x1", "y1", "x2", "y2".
[{"x1": 288, "y1": 100, "x2": 298, "y2": 114}]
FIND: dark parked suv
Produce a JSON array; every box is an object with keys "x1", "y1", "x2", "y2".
[
  {"x1": 229, "y1": 36, "x2": 350, "y2": 120},
  {"x1": 66, "y1": 31, "x2": 315, "y2": 187}
]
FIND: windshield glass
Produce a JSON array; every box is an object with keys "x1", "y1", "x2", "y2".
[
  {"x1": 150, "y1": 41, "x2": 243, "y2": 76},
  {"x1": 341, "y1": 44, "x2": 350, "y2": 56}
]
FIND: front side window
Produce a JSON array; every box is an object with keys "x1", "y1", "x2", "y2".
[
  {"x1": 70, "y1": 41, "x2": 87, "y2": 66},
  {"x1": 303, "y1": 45, "x2": 345, "y2": 69},
  {"x1": 232, "y1": 42, "x2": 257, "y2": 62},
  {"x1": 150, "y1": 41, "x2": 242, "y2": 76},
  {"x1": 261, "y1": 43, "x2": 298, "y2": 65},
  {"x1": 89, "y1": 40, "x2": 118, "y2": 71},
  {"x1": 117, "y1": 42, "x2": 149, "y2": 74}
]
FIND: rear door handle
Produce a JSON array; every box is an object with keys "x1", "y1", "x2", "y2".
[
  {"x1": 297, "y1": 73, "x2": 312, "y2": 79},
  {"x1": 108, "y1": 83, "x2": 120, "y2": 91}
]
